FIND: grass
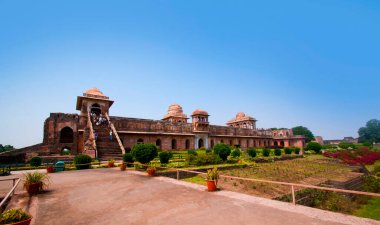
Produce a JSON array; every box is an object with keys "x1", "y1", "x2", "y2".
[
  {"x1": 354, "y1": 197, "x2": 380, "y2": 220},
  {"x1": 181, "y1": 175, "x2": 206, "y2": 186}
]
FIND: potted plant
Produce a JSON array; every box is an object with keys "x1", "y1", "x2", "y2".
[
  {"x1": 146, "y1": 164, "x2": 156, "y2": 177},
  {"x1": 108, "y1": 159, "x2": 115, "y2": 168},
  {"x1": 23, "y1": 171, "x2": 50, "y2": 195},
  {"x1": 0, "y1": 208, "x2": 32, "y2": 225},
  {"x1": 46, "y1": 165, "x2": 54, "y2": 173},
  {"x1": 206, "y1": 167, "x2": 219, "y2": 192},
  {"x1": 120, "y1": 162, "x2": 127, "y2": 171}
]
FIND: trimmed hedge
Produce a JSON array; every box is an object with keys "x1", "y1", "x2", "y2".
[
  {"x1": 122, "y1": 153, "x2": 134, "y2": 165},
  {"x1": 247, "y1": 148, "x2": 257, "y2": 158},
  {"x1": 284, "y1": 148, "x2": 292, "y2": 155},
  {"x1": 213, "y1": 143, "x2": 231, "y2": 161},
  {"x1": 159, "y1": 151, "x2": 173, "y2": 164},
  {"x1": 30, "y1": 157, "x2": 42, "y2": 167},
  {"x1": 74, "y1": 154, "x2": 92, "y2": 169},
  {"x1": 262, "y1": 149, "x2": 271, "y2": 157},
  {"x1": 131, "y1": 143, "x2": 158, "y2": 164},
  {"x1": 231, "y1": 148, "x2": 241, "y2": 158},
  {"x1": 274, "y1": 148, "x2": 282, "y2": 156}
]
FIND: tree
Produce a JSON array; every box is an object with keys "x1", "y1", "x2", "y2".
[
  {"x1": 213, "y1": 143, "x2": 231, "y2": 161},
  {"x1": 292, "y1": 126, "x2": 315, "y2": 143},
  {"x1": 358, "y1": 119, "x2": 380, "y2": 144},
  {"x1": 131, "y1": 143, "x2": 158, "y2": 164},
  {"x1": 306, "y1": 142, "x2": 322, "y2": 154},
  {"x1": 0, "y1": 144, "x2": 14, "y2": 153}
]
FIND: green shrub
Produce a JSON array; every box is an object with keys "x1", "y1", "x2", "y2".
[
  {"x1": 131, "y1": 143, "x2": 158, "y2": 164},
  {"x1": 205, "y1": 149, "x2": 212, "y2": 154},
  {"x1": 284, "y1": 147, "x2": 292, "y2": 155},
  {"x1": 374, "y1": 161, "x2": 380, "y2": 173},
  {"x1": 363, "y1": 174, "x2": 380, "y2": 193},
  {"x1": 187, "y1": 150, "x2": 198, "y2": 155},
  {"x1": 0, "y1": 208, "x2": 31, "y2": 224},
  {"x1": 159, "y1": 151, "x2": 172, "y2": 164},
  {"x1": 274, "y1": 148, "x2": 281, "y2": 156},
  {"x1": 74, "y1": 154, "x2": 92, "y2": 169},
  {"x1": 30, "y1": 157, "x2": 42, "y2": 167},
  {"x1": 122, "y1": 153, "x2": 134, "y2": 165},
  {"x1": 247, "y1": 148, "x2": 257, "y2": 158},
  {"x1": 199, "y1": 146, "x2": 206, "y2": 150},
  {"x1": 187, "y1": 153, "x2": 222, "y2": 166},
  {"x1": 262, "y1": 148, "x2": 270, "y2": 157},
  {"x1": 294, "y1": 147, "x2": 301, "y2": 155},
  {"x1": 213, "y1": 143, "x2": 231, "y2": 161},
  {"x1": 231, "y1": 148, "x2": 241, "y2": 158},
  {"x1": 306, "y1": 142, "x2": 322, "y2": 154}
]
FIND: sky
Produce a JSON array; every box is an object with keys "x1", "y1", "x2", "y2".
[{"x1": 0, "y1": 0, "x2": 379, "y2": 148}]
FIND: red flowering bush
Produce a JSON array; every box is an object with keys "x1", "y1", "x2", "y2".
[{"x1": 323, "y1": 148, "x2": 380, "y2": 165}]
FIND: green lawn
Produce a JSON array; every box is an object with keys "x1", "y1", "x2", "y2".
[{"x1": 354, "y1": 197, "x2": 380, "y2": 220}]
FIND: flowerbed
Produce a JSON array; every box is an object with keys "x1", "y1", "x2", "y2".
[{"x1": 323, "y1": 148, "x2": 380, "y2": 165}]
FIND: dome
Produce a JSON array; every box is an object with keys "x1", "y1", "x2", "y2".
[
  {"x1": 236, "y1": 112, "x2": 246, "y2": 118},
  {"x1": 168, "y1": 103, "x2": 183, "y2": 114},
  {"x1": 192, "y1": 109, "x2": 209, "y2": 116},
  {"x1": 85, "y1": 87, "x2": 105, "y2": 97},
  {"x1": 163, "y1": 103, "x2": 188, "y2": 120}
]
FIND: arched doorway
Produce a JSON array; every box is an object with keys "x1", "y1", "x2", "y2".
[
  {"x1": 229, "y1": 140, "x2": 233, "y2": 146},
  {"x1": 185, "y1": 139, "x2": 190, "y2": 150},
  {"x1": 210, "y1": 140, "x2": 214, "y2": 148},
  {"x1": 60, "y1": 127, "x2": 73, "y2": 143},
  {"x1": 280, "y1": 141, "x2": 285, "y2": 147},
  {"x1": 274, "y1": 141, "x2": 278, "y2": 147},
  {"x1": 171, "y1": 139, "x2": 177, "y2": 150},
  {"x1": 137, "y1": 138, "x2": 144, "y2": 144},
  {"x1": 198, "y1": 139, "x2": 204, "y2": 149},
  {"x1": 156, "y1": 139, "x2": 161, "y2": 149},
  {"x1": 91, "y1": 103, "x2": 101, "y2": 115}
]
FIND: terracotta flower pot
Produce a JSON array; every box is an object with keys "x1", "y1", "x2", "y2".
[
  {"x1": 108, "y1": 162, "x2": 114, "y2": 168},
  {"x1": 120, "y1": 163, "x2": 126, "y2": 171},
  {"x1": 25, "y1": 183, "x2": 42, "y2": 195},
  {"x1": 8, "y1": 217, "x2": 32, "y2": 225},
  {"x1": 46, "y1": 166, "x2": 54, "y2": 173},
  {"x1": 146, "y1": 168, "x2": 156, "y2": 176},
  {"x1": 206, "y1": 180, "x2": 217, "y2": 192}
]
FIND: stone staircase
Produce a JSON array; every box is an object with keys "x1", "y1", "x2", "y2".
[{"x1": 93, "y1": 125, "x2": 123, "y2": 161}]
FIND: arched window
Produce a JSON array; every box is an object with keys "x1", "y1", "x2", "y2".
[
  {"x1": 243, "y1": 123, "x2": 247, "y2": 128},
  {"x1": 172, "y1": 139, "x2": 177, "y2": 150},
  {"x1": 156, "y1": 139, "x2": 161, "y2": 149},
  {"x1": 137, "y1": 138, "x2": 144, "y2": 144},
  {"x1": 246, "y1": 140, "x2": 249, "y2": 147},
  {"x1": 250, "y1": 123, "x2": 254, "y2": 129},
  {"x1": 280, "y1": 141, "x2": 285, "y2": 146},
  {"x1": 230, "y1": 140, "x2": 233, "y2": 146},
  {"x1": 91, "y1": 103, "x2": 101, "y2": 115},
  {"x1": 198, "y1": 139, "x2": 204, "y2": 149},
  {"x1": 274, "y1": 141, "x2": 278, "y2": 147},
  {"x1": 60, "y1": 127, "x2": 73, "y2": 143},
  {"x1": 185, "y1": 139, "x2": 190, "y2": 149}
]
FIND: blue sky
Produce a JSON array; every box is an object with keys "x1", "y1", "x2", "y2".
[{"x1": 0, "y1": 0, "x2": 379, "y2": 148}]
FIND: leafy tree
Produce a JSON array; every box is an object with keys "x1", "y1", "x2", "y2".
[
  {"x1": 0, "y1": 144, "x2": 14, "y2": 153},
  {"x1": 306, "y1": 142, "x2": 322, "y2": 154},
  {"x1": 213, "y1": 143, "x2": 231, "y2": 161},
  {"x1": 292, "y1": 126, "x2": 315, "y2": 143},
  {"x1": 131, "y1": 143, "x2": 158, "y2": 164},
  {"x1": 247, "y1": 148, "x2": 256, "y2": 158},
  {"x1": 358, "y1": 119, "x2": 380, "y2": 144}
]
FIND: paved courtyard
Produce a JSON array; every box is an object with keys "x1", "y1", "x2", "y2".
[{"x1": 2, "y1": 168, "x2": 379, "y2": 225}]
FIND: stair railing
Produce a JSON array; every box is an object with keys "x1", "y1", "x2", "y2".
[
  {"x1": 105, "y1": 112, "x2": 125, "y2": 155},
  {"x1": 87, "y1": 111, "x2": 98, "y2": 158}
]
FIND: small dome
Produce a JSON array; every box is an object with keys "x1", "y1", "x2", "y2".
[
  {"x1": 163, "y1": 103, "x2": 188, "y2": 120},
  {"x1": 85, "y1": 87, "x2": 105, "y2": 97},
  {"x1": 192, "y1": 109, "x2": 209, "y2": 116},
  {"x1": 236, "y1": 112, "x2": 246, "y2": 118},
  {"x1": 168, "y1": 103, "x2": 183, "y2": 114}
]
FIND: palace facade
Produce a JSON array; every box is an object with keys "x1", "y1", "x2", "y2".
[{"x1": 9, "y1": 88, "x2": 305, "y2": 160}]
